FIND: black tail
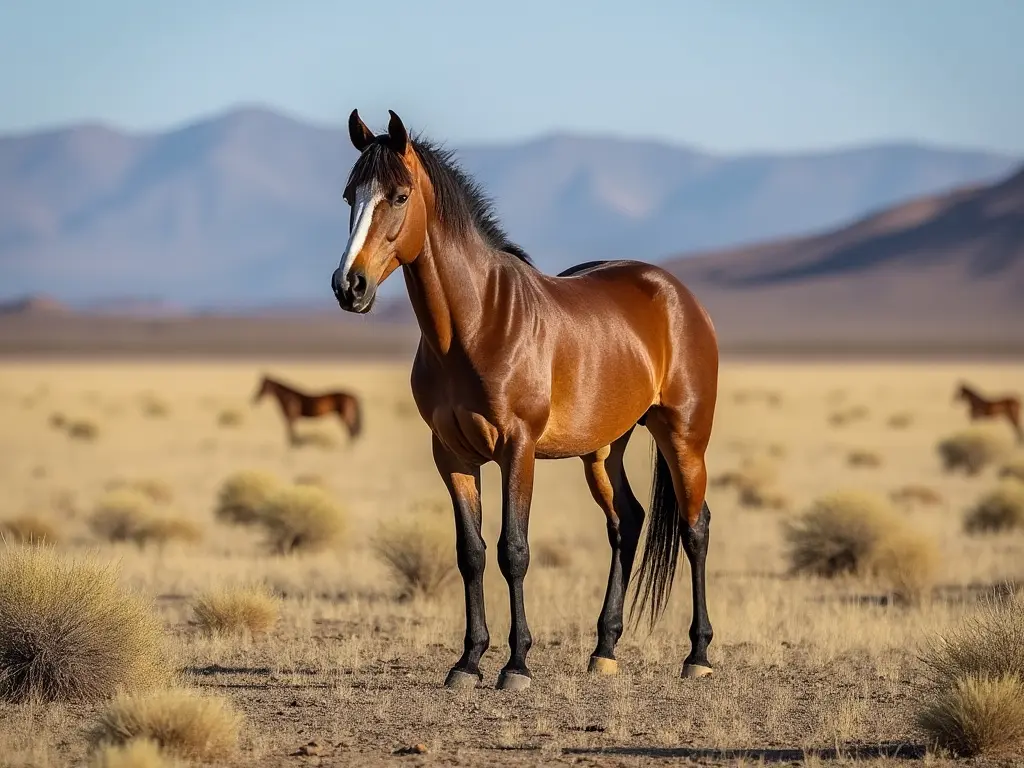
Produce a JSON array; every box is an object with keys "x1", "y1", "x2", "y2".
[{"x1": 628, "y1": 444, "x2": 683, "y2": 631}]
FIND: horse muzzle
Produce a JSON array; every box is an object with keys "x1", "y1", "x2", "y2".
[{"x1": 332, "y1": 268, "x2": 375, "y2": 314}]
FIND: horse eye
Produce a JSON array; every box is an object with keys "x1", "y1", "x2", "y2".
[{"x1": 394, "y1": 193, "x2": 409, "y2": 206}]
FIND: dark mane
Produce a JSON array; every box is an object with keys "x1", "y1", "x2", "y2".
[{"x1": 345, "y1": 136, "x2": 533, "y2": 267}]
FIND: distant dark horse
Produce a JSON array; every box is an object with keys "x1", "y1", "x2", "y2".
[
  {"x1": 252, "y1": 375, "x2": 362, "y2": 446},
  {"x1": 330, "y1": 110, "x2": 719, "y2": 691},
  {"x1": 955, "y1": 383, "x2": 1023, "y2": 443}
]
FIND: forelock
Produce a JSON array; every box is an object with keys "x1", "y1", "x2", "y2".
[{"x1": 346, "y1": 142, "x2": 412, "y2": 196}]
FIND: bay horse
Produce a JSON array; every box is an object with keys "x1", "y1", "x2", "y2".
[
  {"x1": 252, "y1": 375, "x2": 362, "y2": 446},
  {"x1": 955, "y1": 383, "x2": 1023, "y2": 443},
  {"x1": 331, "y1": 110, "x2": 719, "y2": 691}
]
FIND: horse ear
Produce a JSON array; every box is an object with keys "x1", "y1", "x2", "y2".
[
  {"x1": 387, "y1": 110, "x2": 408, "y2": 155},
  {"x1": 348, "y1": 109, "x2": 375, "y2": 151}
]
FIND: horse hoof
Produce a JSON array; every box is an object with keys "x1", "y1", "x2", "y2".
[
  {"x1": 587, "y1": 656, "x2": 618, "y2": 676},
  {"x1": 681, "y1": 663, "x2": 713, "y2": 679},
  {"x1": 496, "y1": 671, "x2": 532, "y2": 691},
  {"x1": 444, "y1": 669, "x2": 480, "y2": 689}
]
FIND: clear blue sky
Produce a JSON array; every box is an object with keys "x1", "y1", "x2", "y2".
[{"x1": 1, "y1": 0, "x2": 1021, "y2": 154}]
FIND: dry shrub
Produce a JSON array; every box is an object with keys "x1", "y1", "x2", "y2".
[
  {"x1": 89, "y1": 689, "x2": 241, "y2": 761},
  {"x1": 916, "y1": 593, "x2": 1024, "y2": 757},
  {"x1": 214, "y1": 470, "x2": 280, "y2": 526},
  {"x1": 49, "y1": 412, "x2": 67, "y2": 429},
  {"x1": 68, "y1": 419, "x2": 100, "y2": 441},
  {"x1": 887, "y1": 412, "x2": 914, "y2": 429},
  {"x1": 1000, "y1": 456, "x2": 1024, "y2": 483},
  {"x1": 0, "y1": 546, "x2": 169, "y2": 702},
  {"x1": 90, "y1": 738, "x2": 184, "y2": 768},
  {"x1": 139, "y1": 396, "x2": 169, "y2": 419},
  {"x1": 534, "y1": 539, "x2": 572, "y2": 569},
  {"x1": 938, "y1": 429, "x2": 1009, "y2": 475},
  {"x1": 0, "y1": 515, "x2": 60, "y2": 544},
  {"x1": 135, "y1": 519, "x2": 203, "y2": 548},
  {"x1": 891, "y1": 484, "x2": 943, "y2": 507},
  {"x1": 89, "y1": 490, "x2": 154, "y2": 543},
  {"x1": 293, "y1": 473, "x2": 324, "y2": 486},
  {"x1": 848, "y1": 450, "x2": 883, "y2": 468},
  {"x1": 782, "y1": 490, "x2": 937, "y2": 599},
  {"x1": 371, "y1": 517, "x2": 456, "y2": 598},
  {"x1": 712, "y1": 459, "x2": 786, "y2": 510},
  {"x1": 106, "y1": 478, "x2": 174, "y2": 505},
  {"x1": 192, "y1": 585, "x2": 280, "y2": 636},
  {"x1": 216, "y1": 409, "x2": 243, "y2": 428},
  {"x1": 260, "y1": 485, "x2": 345, "y2": 554},
  {"x1": 964, "y1": 481, "x2": 1024, "y2": 534},
  {"x1": 828, "y1": 405, "x2": 869, "y2": 427},
  {"x1": 916, "y1": 675, "x2": 1024, "y2": 758},
  {"x1": 738, "y1": 484, "x2": 788, "y2": 510}
]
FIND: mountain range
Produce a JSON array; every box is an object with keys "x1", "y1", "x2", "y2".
[{"x1": 1, "y1": 106, "x2": 1018, "y2": 306}]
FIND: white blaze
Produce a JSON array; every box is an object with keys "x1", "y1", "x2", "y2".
[{"x1": 338, "y1": 182, "x2": 384, "y2": 279}]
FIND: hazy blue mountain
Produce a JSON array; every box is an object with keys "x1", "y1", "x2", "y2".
[{"x1": 0, "y1": 106, "x2": 1017, "y2": 305}]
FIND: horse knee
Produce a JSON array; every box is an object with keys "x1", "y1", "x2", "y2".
[{"x1": 497, "y1": 536, "x2": 530, "y2": 581}]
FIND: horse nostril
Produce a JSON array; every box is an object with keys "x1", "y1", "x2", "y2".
[
  {"x1": 349, "y1": 272, "x2": 368, "y2": 299},
  {"x1": 331, "y1": 269, "x2": 345, "y2": 297}
]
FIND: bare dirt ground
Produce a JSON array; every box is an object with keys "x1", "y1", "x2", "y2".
[{"x1": 1, "y1": 359, "x2": 1023, "y2": 767}]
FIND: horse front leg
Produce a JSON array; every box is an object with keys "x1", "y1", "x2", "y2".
[
  {"x1": 432, "y1": 436, "x2": 489, "y2": 689},
  {"x1": 496, "y1": 436, "x2": 536, "y2": 691}
]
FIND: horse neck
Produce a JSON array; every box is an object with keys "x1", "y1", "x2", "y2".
[{"x1": 402, "y1": 225, "x2": 501, "y2": 357}]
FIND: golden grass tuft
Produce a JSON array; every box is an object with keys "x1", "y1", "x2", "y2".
[
  {"x1": 259, "y1": 484, "x2": 346, "y2": 554},
  {"x1": 216, "y1": 409, "x2": 243, "y2": 428},
  {"x1": 135, "y1": 519, "x2": 203, "y2": 548},
  {"x1": 782, "y1": 490, "x2": 938, "y2": 599},
  {"x1": 847, "y1": 449, "x2": 883, "y2": 468},
  {"x1": 90, "y1": 738, "x2": 184, "y2": 768},
  {"x1": 938, "y1": 429, "x2": 1009, "y2": 475},
  {"x1": 711, "y1": 459, "x2": 787, "y2": 510},
  {"x1": 139, "y1": 395, "x2": 170, "y2": 419},
  {"x1": 916, "y1": 674, "x2": 1024, "y2": 758},
  {"x1": 89, "y1": 490, "x2": 154, "y2": 543},
  {"x1": 534, "y1": 539, "x2": 572, "y2": 569},
  {"x1": 192, "y1": 585, "x2": 280, "y2": 636},
  {"x1": 48, "y1": 412, "x2": 67, "y2": 429},
  {"x1": 828, "y1": 405, "x2": 869, "y2": 427},
  {"x1": 106, "y1": 478, "x2": 174, "y2": 505},
  {"x1": 0, "y1": 515, "x2": 60, "y2": 544},
  {"x1": 964, "y1": 481, "x2": 1024, "y2": 535},
  {"x1": 999, "y1": 456, "x2": 1024, "y2": 483},
  {"x1": 0, "y1": 546, "x2": 169, "y2": 702},
  {"x1": 89, "y1": 689, "x2": 242, "y2": 761},
  {"x1": 886, "y1": 412, "x2": 915, "y2": 429},
  {"x1": 214, "y1": 470, "x2": 281, "y2": 526},
  {"x1": 916, "y1": 594, "x2": 1024, "y2": 757},
  {"x1": 890, "y1": 484, "x2": 943, "y2": 507},
  {"x1": 371, "y1": 516, "x2": 457, "y2": 598},
  {"x1": 68, "y1": 419, "x2": 100, "y2": 441}
]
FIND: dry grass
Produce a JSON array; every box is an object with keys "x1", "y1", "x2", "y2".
[
  {"x1": 139, "y1": 395, "x2": 170, "y2": 419},
  {"x1": 88, "y1": 689, "x2": 242, "y2": 761},
  {"x1": 938, "y1": 429, "x2": 1008, "y2": 475},
  {"x1": 135, "y1": 519, "x2": 203, "y2": 548},
  {"x1": 712, "y1": 459, "x2": 787, "y2": 510},
  {"x1": 783, "y1": 490, "x2": 938, "y2": 599},
  {"x1": 214, "y1": 470, "x2": 281, "y2": 526},
  {"x1": 89, "y1": 489, "x2": 154, "y2": 543},
  {"x1": 90, "y1": 738, "x2": 184, "y2": 768},
  {"x1": 259, "y1": 484, "x2": 346, "y2": 555},
  {"x1": 887, "y1": 412, "x2": 915, "y2": 429},
  {"x1": 106, "y1": 478, "x2": 174, "y2": 505},
  {"x1": 828, "y1": 405, "x2": 869, "y2": 427},
  {"x1": 534, "y1": 539, "x2": 572, "y2": 569},
  {"x1": 999, "y1": 455, "x2": 1024, "y2": 482},
  {"x1": 916, "y1": 594, "x2": 1024, "y2": 757},
  {"x1": 890, "y1": 484, "x2": 943, "y2": 507},
  {"x1": 0, "y1": 545, "x2": 169, "y2": 702},
  {"x1": 847, "y1": 449, "x2": 883, "y2": 468},
  {"x1": 964, "y1": 481, "x2": 1024, "y2": 534},
  {"x1": 217, "y1": 409, "x2": 244, "y2": 428},
  {"x1": 68, "y1": 419, "x2": 100, "y2": 441},
  {"x1": 192, "y1": 585, "x2": 280, "y2": 636},
  {"x1": 0, "y1": 514, "x2": 60, "y2": 544},
  {"x1": 371, "y1": 516, "x2": 457, "y2": 598}
]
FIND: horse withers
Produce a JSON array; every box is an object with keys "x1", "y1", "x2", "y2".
[{"x1": 331, "y1": 110, "x2": 719, "y2": 690}]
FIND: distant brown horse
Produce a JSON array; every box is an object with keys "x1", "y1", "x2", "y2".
[
  {"x1": 330, "y1": 110, "x2": 719, "y2": 691},
  {"x1": 252, "y1": 375, "x2": 362, "y2": 445},
  {"x1": 955, "y1": 383, "x2": 1023, "y2": 443}
]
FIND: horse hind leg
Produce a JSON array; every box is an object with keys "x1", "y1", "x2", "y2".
[
  {"x1": 642, "y1": 410, "x2": 714, "y2": 679},
  {"x1": 582, "y1": 429, "x2": 644, "y2": 675}
]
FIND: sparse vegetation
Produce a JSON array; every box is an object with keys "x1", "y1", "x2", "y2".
[
  {"x1": 890, "y1": 484, "x2": 943, "y2": 507},
  {"x1": 89, "y1": 490, "x2": 154, "y2": 543},
  {"x1": 192, "y1": 585, "x2": 280, "y2": 636},
  {"x1": 106, "y1": 478, "x2": 174, "y2": 505},
  {"x1": 140, "y1": 395, "x2": 170, "y2": 419},
  {"x1": 848, "y1": 449, "x2": 883, "y2": 468},
  {"x1": 999, "y1": 456, "x2": 1024, "y2": 483},
  {"x1": 783, "y1": 490, "x2": 938, "y2": 599},
  {"x1": 938, "y1": 429, "x2": 1008, "y2": 475},
  {"x1": 259, "y1": 484, "x2": 346, "y2": 554},
  {"x1": 710, "y1": 459, "x2": 786, "y2": 510},
  {"x1": 0, "y1": 546, "x2": 169, "y2": 702},
  {"x1": 68, "y1": 419, "x2": 100, "y2": 441},
  {"x1": 886, "y1": 412, "x2": 914, "y2": 429},
  {"x1": 217, "y1": 409, "x2": 243, "y2": 428},
  {"x1": 0, "y1": 514, "x2": 60, "y2": 544},
  {"x1": 135, "y1": 519, "x2": 203, "y2": 547},
  {"x1": 964, "y1": 481, "x2": 1024, "y2": 534},
  {"x1": 371, "y1": 517, "x2": 457, "y2": 598},
  {"x1": 90, "y1": 738, "x2": 184, "y2": 768},
  {"x1": 534, "y1": 539, "x2": 572, "y2": 569},
  {"x1": 916, "y1": 593, "x2": 1024, "y2": 757},
  {"x1": 214, "y1": 470, "x2": 281, "y2": 526},
  {"x1": 49, "y1": 412, "x2": 67, "y2": 429},
  {"x1": 89, "y1": 689, "x2": 242, "y2": 761},
  {"x1": 828, "y1": 405, "x2": 869, "y2": 427}
]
